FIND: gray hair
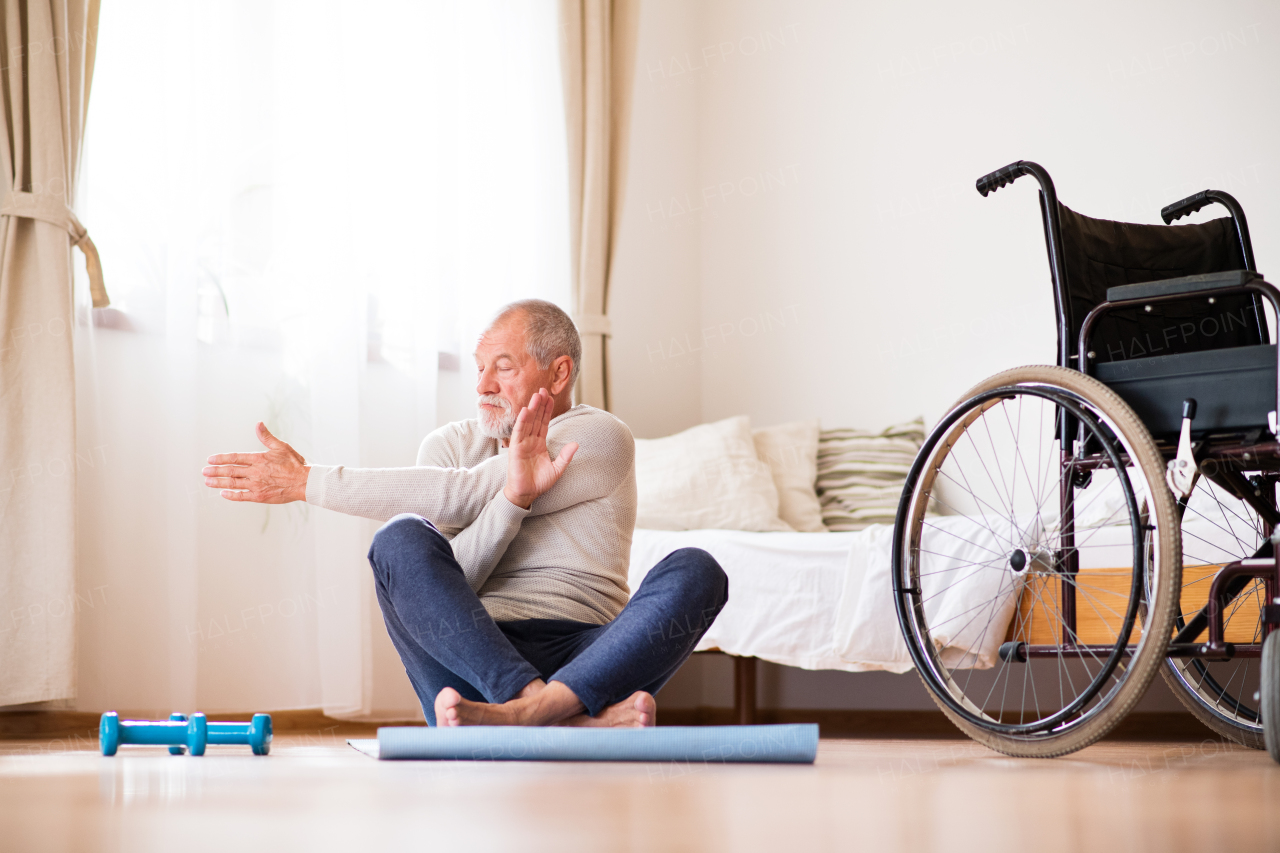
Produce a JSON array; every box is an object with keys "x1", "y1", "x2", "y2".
[{"x1": 488, "y1": 299, "x2": 582, "y2": 387}]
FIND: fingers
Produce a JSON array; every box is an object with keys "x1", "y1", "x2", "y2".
[
  {"x1": 206, "y1": 452, "x2": 262, "y2": 465},
  {"x1": 512, "y1": 389, "x2": 554, "y2": 448},
  {"x1": 202, "y1": 465, "x2": 251, "y2": 478},
  {"x1": 521, "y1": 388, "x2": 550, "y2": 446},
  {"x1": 536, "y1": 389, "x2": 553, "y2": 440},
  {"x1": 220, "y1": 489, "x2": 253, "y2": 501},
  {"x1": 204, "y1": 476, "x2": 249, "y2": 490},
  {"x1": 511, "y1": 401, "x2": 531, "y2": 444},
  {"x1": 524, "y1": 390, "x2": 545, "y2": 436}
]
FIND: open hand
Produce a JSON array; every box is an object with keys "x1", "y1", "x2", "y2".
[
  {"x1": 203, "y1": 422, "x2": 310, "y2": 503},
  {"x1": 503, "y1": 388, "x2": 578, "y2": 509}
]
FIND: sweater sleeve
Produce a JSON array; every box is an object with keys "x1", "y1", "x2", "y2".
[
  {"x1": 446, "y1": 491, "x2": 530, "y2": 590},
  {"x1": 305, "y1": 457, "x2": 508, "y2": 526},
  {"x1": 305, "y1": 408, "x2": 633, "y2": 526},
  {"x1": 526, "y1": 413, "x2": 635, "y2": 517},
  {"x1": 306, "y1": 422, "x2": 508, "y2": 526}
]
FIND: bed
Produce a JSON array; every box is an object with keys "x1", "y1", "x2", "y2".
[
  {"x1": 628, "y1": 518, "x2": 1017, "y2": 724},
  {"x1": 630, "y1": 503, "x2": 1251, "y2": 723},
  {"x1": 631, "y1": 516, "x2": 1021, "y2": 668}
]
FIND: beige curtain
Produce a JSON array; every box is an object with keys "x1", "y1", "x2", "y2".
[
  {"x1": 0, "y1": 0, "x2": 104, "y2": 706},
  {"x1": 559, "y1": 0, "x2": 637, "y2": 411}
]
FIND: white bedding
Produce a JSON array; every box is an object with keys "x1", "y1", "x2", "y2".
[
  {"x1": 629, "y1": 529, "x2": 864, "y2": 671},
  {"x1": 631, "y1": 506, "x2": 1255, "y2": 675},
  {"x1": 629, "y1": 518, "x2": 1026, "y2": 674}
]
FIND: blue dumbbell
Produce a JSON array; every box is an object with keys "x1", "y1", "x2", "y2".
[
  {"x1": 206, "y1": 714, "x2": 272, "y2": 755},
  {"x1": 168, "y1": 713, "x2": 188, "y2": 755},
  {"x1": 99, "y1": 711, "x2": 207, "y2": 756},
  {"x1": 99, "y1": 712, "x2": 272, "y2": 756}
]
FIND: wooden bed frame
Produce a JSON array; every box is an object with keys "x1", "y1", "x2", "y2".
[{"x1": 695, "y1": 649, "x2": 758, "y2": 725}]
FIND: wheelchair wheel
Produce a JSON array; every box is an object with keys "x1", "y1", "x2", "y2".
[
  {"x1": 894, "y1": 365, "x2": 1180, "y2": 757},
  {"x1": 1161, "y1": 476, "x2": 1273, "y2": 749},
  {"x1": 1263, "y1": 632, "x2": 1280, "y2": 762}
]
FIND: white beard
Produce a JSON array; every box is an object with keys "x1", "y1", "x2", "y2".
[{"x1": 477, "y1": 394, "x2": 517, "y2": 439}]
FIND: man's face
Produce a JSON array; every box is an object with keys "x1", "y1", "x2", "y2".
[{"x1": 474, "y1": 317, "x2": 555, "y2": 440}]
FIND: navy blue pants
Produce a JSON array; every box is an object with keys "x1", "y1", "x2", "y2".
[{"x1": 367, "y1": 514, "x2": 729, "y2": 726}]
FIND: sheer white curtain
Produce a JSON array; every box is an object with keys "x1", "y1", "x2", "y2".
[{"x1": 71, "y1": 0, "x2": 570, "y2": 718}]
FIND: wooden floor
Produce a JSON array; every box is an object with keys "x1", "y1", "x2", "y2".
[{"x1": 2, "y1": 728, "x2": 1277, "y2": 852}]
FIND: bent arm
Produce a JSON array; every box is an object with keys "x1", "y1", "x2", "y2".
[
  {"x1": 447, "y1": 492, "x2": 529, "y2": 590},
  {"x1": 445, "y1": 412, "x2": 632, "y2": 588}
]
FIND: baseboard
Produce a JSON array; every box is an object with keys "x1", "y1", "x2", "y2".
[
  {"x1": 0, "y1": 709, "x2": 386, "y2": 740},
  {"x1": 659, "y1": 708, "x2": 1221, "y2": 741}
]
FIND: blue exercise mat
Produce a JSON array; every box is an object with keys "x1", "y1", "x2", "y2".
[{"x1": 372, "y1": 724, "x2": 818, "y2": 763}]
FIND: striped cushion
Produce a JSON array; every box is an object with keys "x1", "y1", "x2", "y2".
[{"x1": 816, "y1": 418, "x2": 926, "y2": 531}]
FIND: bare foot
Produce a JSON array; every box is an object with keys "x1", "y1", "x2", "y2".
[
  {"x1": 434, "y1": 680, "x2": 583, "y2": 727},
  {"x1": 435, "y1": 687, "x2": 516, "y2": 727},
  {"x1": 560, "y1": 692, "x2": 656, "y2": 728}
]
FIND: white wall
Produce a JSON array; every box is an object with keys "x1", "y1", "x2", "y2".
[
  {"x1": 612, "y1": 0, "x2": 1280, "y2": 710},
  {"x1": 615, "y1": 0, "x2": 1280, "y2": 435}
]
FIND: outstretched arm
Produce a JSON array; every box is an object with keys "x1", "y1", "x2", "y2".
[
  {"x1": 204, "y1": 422, "x2": 509, "y2": 527},
  {"x1": 205, "y1": 391, "x2": 577, "y2": 522}
]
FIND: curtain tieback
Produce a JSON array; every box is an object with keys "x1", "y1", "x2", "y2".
[
  {"x1": 1, "y1": 190, "x2": 109, "y2": 308},
  {"x1": 573, "y1": 313, "x2": 611, "y2": 336}
]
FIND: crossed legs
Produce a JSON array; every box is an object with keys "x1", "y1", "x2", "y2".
[{"x1": 367, "y1": 514, "x2": 728, "y2": 727}]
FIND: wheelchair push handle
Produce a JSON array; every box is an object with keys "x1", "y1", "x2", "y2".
[
  {"x1": 1160, "y1": 188, "x2": 1256, "y2": 271},
  {"x1": 1162, "y1": 190, "x2": 1216, "y2": 224},
  {"x1": 976, "y1": 161, "x2": 1029, "y2": 197}
]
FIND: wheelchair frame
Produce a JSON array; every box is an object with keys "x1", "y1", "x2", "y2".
[{"x1": 975, "y1": 161, "x2": 1280, "y2": 670}]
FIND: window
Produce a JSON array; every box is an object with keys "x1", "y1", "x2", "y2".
[{"x1": 82, "y1": 0, "x2": 571, "y2": 380}]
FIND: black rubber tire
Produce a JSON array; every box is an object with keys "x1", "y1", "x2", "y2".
[
  {"x1": 899, "y1": 365, "x2": 1182, "y2": 758},
  {"x1": 1160, "y1": 627, "x2": 1267, "y2": 750},
  {"x1": 1155, "y1": 475, "x2": 1268, "y2": 750},
  {"x1": 1262, "y1": 632, "x2": 1280, "y2": 763}
]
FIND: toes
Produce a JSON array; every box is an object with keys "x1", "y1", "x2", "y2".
[
  {"x1": 632, "y1": 692, "x2": 656, "y2": 715},
  {"x1": 435, "y1": 687, "x2": 464, "y2": 726}
]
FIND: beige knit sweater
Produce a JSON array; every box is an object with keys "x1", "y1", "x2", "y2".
[{"x1": 305, "y1": 405, "x2": 638, "y2": 624}]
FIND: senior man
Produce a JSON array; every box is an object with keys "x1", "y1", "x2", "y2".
[{"x1": 203, "y1": 299, "x2": 727, "y2": 727}]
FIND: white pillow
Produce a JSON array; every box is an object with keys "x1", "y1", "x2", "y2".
[
  {"x1": 635, "y1": 415, "x2": 793, "y2": 532},
  {"x1": 752, "y1": 420, "x2": 827, "y2": 532}
]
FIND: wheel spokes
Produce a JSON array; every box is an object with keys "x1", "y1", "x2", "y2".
[{"x1": 903, "y1": 390, "x2": 1150, "y2": 734}]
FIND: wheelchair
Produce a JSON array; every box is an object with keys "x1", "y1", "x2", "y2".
[{"x1": 892, "y1": 160, "x2": 1280, "y2": 758}]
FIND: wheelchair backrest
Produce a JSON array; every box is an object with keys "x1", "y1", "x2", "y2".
[{"x1": 1055, "y1": 204, "x2": 1264, "y2": 363}]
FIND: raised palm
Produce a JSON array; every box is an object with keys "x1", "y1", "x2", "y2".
[{"x1": 503, "y1": 388, "x2": 578, "y2": 509}]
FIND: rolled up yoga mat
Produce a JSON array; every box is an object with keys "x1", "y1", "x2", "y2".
[{"x1": 366, "y1": 724, "x2": 818, "y2": 763}]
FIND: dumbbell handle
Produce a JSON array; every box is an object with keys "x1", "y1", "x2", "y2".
[
  {"x1": 208, "y1": 722, "x2": 257, "y2": 744},
  {"x1": 118, "y1": 720, "x2": 189, "y2": 745},
  {"x1": 118, "y1": 714, "x2": 207, "y2": 755},
  {"x1": 169, "y1": 713, "x2": 187, "y2": 755}
]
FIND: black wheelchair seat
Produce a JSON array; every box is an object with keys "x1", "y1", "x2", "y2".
[{"x1": 1095, "y1": 342, "x2": 1275, "y2": 438}]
